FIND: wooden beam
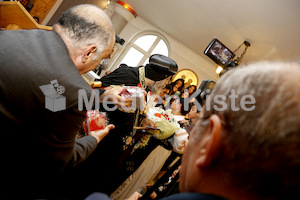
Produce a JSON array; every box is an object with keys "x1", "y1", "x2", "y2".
[{"x1": 0, "y1": 1, "x2": 52, "y2": 30}]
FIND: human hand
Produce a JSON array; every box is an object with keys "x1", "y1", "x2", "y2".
[
  {"x1": 90, "y1": 124, "x2": 115, "y2": 143},
  {"x1": 179, "y1": 119, "x2": 190, "y2": 125},
  {"x1": 100, "y1": 87, "x2": 132, "y2": 107},
  {"x1": 141, "y1": 118, "x2": 157, "y2": 128},
  {"x1": 125, "y1": 192, "x2": 142, "y2": 200}
]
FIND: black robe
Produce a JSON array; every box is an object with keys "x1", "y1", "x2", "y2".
[
  {"x1": 69, "y1": 65, "x2": 142, "y2": 197},
  {"x1": 71, "y1": 65, "x2": 174, "y2": 197}
]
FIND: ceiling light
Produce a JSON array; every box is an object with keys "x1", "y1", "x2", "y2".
[
  {"x1": 216, "y1": 66, "x2": 223, "y2": 74},
  {"x1": 116, "y1": 1, "x2": 137, "y2": 17}
]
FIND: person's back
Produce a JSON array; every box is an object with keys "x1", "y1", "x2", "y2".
[
  {"x1": 0, "y1": 29, "x2": 93, "y2": 198},
  {"x1": 0, "y1": 4, "x2": 116, "y2": 198}
]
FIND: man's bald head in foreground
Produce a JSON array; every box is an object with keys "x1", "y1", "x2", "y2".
[{"x1": 180, "y1": 61, "x2": 300, "y2": 200}]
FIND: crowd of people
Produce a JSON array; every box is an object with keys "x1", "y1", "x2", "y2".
[{"x1": 1, "y1": 3, "x2": 300, "y2": 200}]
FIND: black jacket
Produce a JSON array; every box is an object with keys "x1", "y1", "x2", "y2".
[{"x1": 161, "y1": 193, "x2": 227, "y2": 200}]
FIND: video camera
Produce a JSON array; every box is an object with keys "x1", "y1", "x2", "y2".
[
  {"x1": 195, "y1": 80, "x2": 216, "y2": 107},
  {"x1": 115, "y1": 35, "x2": 125, "y2": 45}
]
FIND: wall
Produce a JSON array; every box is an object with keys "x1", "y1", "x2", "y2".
[
  {"x1": 46, "y1": 1, "x2": 219, "y2": 83},
  {"x1": 109, "y1": 15, "x2": 219, "y2": 83}
]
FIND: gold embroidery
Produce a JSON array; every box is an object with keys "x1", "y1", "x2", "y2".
[{"x1": 139, "y1": 66, "x2": 146, "y2": 89}]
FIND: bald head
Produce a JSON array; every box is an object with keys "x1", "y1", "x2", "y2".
[
  {"x1": 198, "y1": 61, "x2": 300, "y2": 199},
  {"x1": 54, "y1": 4, "x2": 115, "y2": 60}
]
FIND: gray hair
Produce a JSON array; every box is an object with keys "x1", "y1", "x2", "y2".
[
  {"x1": 54, "y1": 4, "x2": 115, "y2": 60},
  {"x1": 197, "y1": 61, "x2": 300, "y2": 199}
]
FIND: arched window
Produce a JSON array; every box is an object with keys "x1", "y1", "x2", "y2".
[{"x1": 112, "y1": 31, "x2": 170, "y2": 69}]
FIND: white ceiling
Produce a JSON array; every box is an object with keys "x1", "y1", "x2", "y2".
[{"x1": 120, "y1": 0, "x2": 300, "y2": 66}]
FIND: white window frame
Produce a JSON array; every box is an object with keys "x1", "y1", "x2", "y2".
[{"x1": 111, "y1": 30, "x2": 171, "y2": 70}]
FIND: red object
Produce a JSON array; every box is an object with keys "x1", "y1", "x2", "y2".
[
  {"x1": 119, "y1": 88, "x2": 131, "y2": 98},
  {"x1": 84, "y1": 110, "x2": 107, "y2": 133},
  {"x1": 155, "y1": 113, "x2": 162, "y2": 118}
]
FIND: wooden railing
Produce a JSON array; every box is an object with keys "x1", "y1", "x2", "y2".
[{"x1": 0, "y1": 1, "x2": 52, "y2": 30}]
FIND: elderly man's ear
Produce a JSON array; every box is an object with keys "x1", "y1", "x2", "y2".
[
  {"x1": 195, "y1": 114, "x2": 222, "y2": 168},
  {"x1": 82, "y1": 45, "x2": 97, "y2": 63}
]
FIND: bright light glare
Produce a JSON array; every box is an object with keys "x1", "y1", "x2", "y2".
[
  {"x1": 216, "y1": 66, "x2": 223, "y2": 74},
  {"x1": 134, "y1": 35, "x2": 157, "y2": 52}
]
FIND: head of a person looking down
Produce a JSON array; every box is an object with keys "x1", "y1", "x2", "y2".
[
  {"x1": 179, "y1": 61, "x2": 300, "y2": 200},
  {"x1": 53, "y1": 4, "x2": 115, "y2": 74}
]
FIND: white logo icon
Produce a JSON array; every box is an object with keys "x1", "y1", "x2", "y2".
[{"x1": 39, "y1": 80, "x2": 66, "y2": 112}]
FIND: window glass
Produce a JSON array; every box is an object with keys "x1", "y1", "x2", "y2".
[
  {"x1": 150, "y1": 39, "x2": 169, "y2": 56},
  {"x1": 134, "y1": 35, "x2": 157, "y2": 52},
  {"x1": 114, "y1": 33, "x2": 169, "y2": 69},
  {"x1": 119, "y1": 47, "x2": 144, "y2": 67}
]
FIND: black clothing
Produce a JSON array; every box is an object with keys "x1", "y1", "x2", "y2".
[
  {"x1": 69, "y1": 65, "x2": 141, "y2": 197},
  {"x1": 161, "y1": 193, "x2": 227, "y2": 200},
  {"x1": 73, "y1": 64, "x2": 175, "y2": 196},
  {"x1": 146, "y1": 54, "x2": 178, "y2": 80},
  {"x1": 145, "y1": 63, "x2": 169, "y2": 81},
  {"x1": 84, "y1": 192, "x2": 227, "y2": 200},
  {"x1": 73, "y1": 64, "x2": 176, "y2": 197},
  {"x1": 99, "y1": 65, "x2": 139, "y2": 87}
]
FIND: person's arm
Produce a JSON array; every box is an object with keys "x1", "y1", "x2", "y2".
[
  {"x1": 55, "y1": 87, "x2": 129, "y2": 169},
  {"x1": 69, "y1": 88, "x2": 129, "y2": 166},
  {"x1": 168, "y1": 128, "x2": 189, "y2": 154},
  {"x1": 125, "y1": 192, "x2": 142, "y2": 200},
  {"x1": 90, "y1": 124, "x2": 115, "y2": 143},
  {"x1": 70, "y1": 125, "x2": 115, "y2": 167},
  {"x1": 72, "y1": 135, "x2": 98, "y2": 166}
]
